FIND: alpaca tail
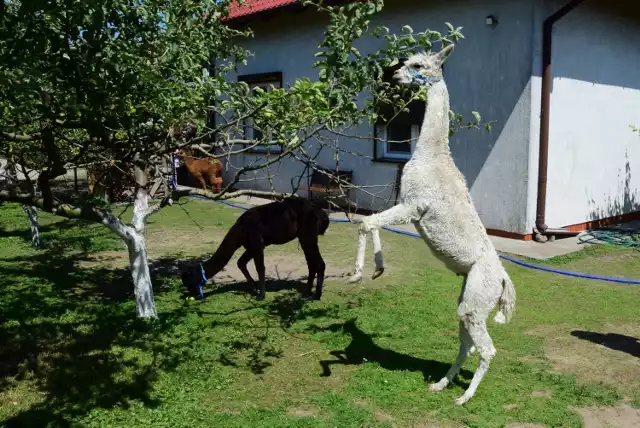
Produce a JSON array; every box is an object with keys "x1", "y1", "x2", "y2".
[{"x1": 494, "y1": 270, "x2": 516, "y2": 324}]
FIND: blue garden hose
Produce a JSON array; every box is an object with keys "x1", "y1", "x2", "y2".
[{"x1": 175, "y1": 188, "x2": 640, "y2": 285}]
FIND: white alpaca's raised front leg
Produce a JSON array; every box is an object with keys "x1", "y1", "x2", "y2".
[
  {"x1": 371, "y1": 229, "x2": 384, "y2": 279},
  {"x1": 349, "y1": 203, "x2": 418, "y2": 282},
  {"x1": 348, "y1": 229, "x2": 368, "y2": 283}
]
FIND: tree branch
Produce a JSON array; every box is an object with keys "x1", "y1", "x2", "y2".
[
  {"x1": 171, "y1": 187, "x2": 294, "y2": 202},
  {"x1": 1, "y1": 131, "x2": 41, "y2": 142},
  {"x1": 0, "y1": 189, "x2": 133, "y2": 240}
]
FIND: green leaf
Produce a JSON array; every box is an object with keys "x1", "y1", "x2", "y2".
[{"x1": 401, "y1": 25, "x2": 413, "y2": 34}]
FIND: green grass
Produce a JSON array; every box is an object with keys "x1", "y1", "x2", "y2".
[{"x1": 1, "y1": 199, "x2": 639, "y2": 427}]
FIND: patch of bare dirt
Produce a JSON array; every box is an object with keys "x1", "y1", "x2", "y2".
[
  {"x1": 286, "y1": 406, "x2": 319, "y2": 418},
  {"x1": 213, "y1": 254, "x2": 349, "y2": 286},
  {"x1": 531, "y1": 390, "x2": 553, "y2": 399},
  {"x1": 573, "y1": 404, "x2": 640, "y2": 428},
  {"x1": 506, "y1": 424, "x2": 547, "y2": 428},
  {"x1": 411, "y1": 421, "x2": 469, "y2": 428},
  {"x1": 353, "y1": 398, "x2": 395, "y2": 425},
  {"x1": 524, "y1": 324, "x2": 640, "y2": 397}
]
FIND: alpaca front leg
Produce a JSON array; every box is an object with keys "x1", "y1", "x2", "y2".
[
  {"x1": 347, "y1": 229, "x2": 368, "y2": 283},
  {"x1": 371, "y1": 229, "x2": 384, "y2": 279},
  {"x1": 349, "y1": 203, "x2": 418, "y2": 282}
]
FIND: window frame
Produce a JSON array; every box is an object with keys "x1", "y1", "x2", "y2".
[
  {"x1": 237, "y1": 72, "x2": 284, "y2": 154},
  {"x1": 375, "y1": 123, "x2": 421, "y2": 160}
]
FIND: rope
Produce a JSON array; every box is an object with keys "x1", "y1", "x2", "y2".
[{"x1": 182, "y1": 195, "x2": 640, "y2": 286}]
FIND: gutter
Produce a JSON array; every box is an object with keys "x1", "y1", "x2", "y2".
[{"x1": 534, "y1": 0, "x2": 588, "y2": 242}]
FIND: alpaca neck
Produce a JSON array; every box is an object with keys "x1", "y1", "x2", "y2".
[
  {"x1": 202, "y1": 224, "x2": 243, "y2": 279},
  {"x1": 183, "y1": 154, "x2": 195, "y2": 168},
  {"x1": 412, "y1": 80, "x2": 451, "y2": 160}
]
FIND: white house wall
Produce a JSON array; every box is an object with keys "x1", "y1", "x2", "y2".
[
  {"x1": 543, "y1": 0, "x2": 640, "y2": 228},
  {"x1": 223, "y1": 0, "x2": 536, "y2": 234}
]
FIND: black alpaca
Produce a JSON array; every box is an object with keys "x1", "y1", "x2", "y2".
[{"x1": 181, "y1": 197, "x2": 330, "y2": 300}]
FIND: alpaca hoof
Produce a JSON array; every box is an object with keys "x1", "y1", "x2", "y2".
[
  {"x1": 347, "y1": 273, "x2": 362, "y2": 284},
  {"x1": 429, "y1": 381, "x2": 447, "y2": 392},
  {"x1": 303, "y1": 293, "x2": 320, "y2": 301},
  {"x1": 371, "y1": 267, "x2": 384, "y2": 280},
  {"x1": 453, "y1": 394, "x2": 472, "y2": 406},
  {"x1": 255, "y1": 293, "x2": 265, "y2": 301}
]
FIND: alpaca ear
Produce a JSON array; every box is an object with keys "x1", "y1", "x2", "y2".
[{"x1": 436, "y1": 43, "x2": 455, "y2": 64}]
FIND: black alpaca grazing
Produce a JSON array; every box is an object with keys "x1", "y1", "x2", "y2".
[{"x1": 180, "y1": 197, "x2": 330, "y2": 300}]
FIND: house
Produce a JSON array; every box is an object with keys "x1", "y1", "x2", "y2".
[{"x1": 219, "y1": 0, "x2": 640, "y2": 241}]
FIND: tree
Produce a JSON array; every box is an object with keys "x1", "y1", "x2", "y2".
[{"x1": 0, "y1": 0, "x2": 489, "y2": 318}]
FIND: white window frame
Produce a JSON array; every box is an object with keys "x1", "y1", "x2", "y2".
[
  {"x1": 245, "y1": 80, "x2": 282, "y2": 154},
  {"x1": 375, "y1": 123, "x2": 420, "y2": 160}
]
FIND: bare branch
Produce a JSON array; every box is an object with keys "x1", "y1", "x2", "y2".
[
  {"x1": 171, "y1": 187, "x2": 295, "y2": 202},
  {"x1": 0, "y1": 189, "x2": 106, "y2": 224},
  {"x1": 1, "y1": 131, "x2": 41, "y2": 142}
]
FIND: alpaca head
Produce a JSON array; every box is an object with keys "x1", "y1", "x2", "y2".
[
  {"x1": 180, "y1": 267, "x2": 202, "y2": 296},
  {"x1": 393, "y1": 44, "x2": 454, "y2": 87}
]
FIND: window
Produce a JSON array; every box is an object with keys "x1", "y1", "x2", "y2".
[
  {"x1": 238, "y1": 72, "x2": 283, "y2": 154},
  {"x1": 375, "y1": 123, "x2": 421, "y2": 160},
  {"x1": 373, "y1": 60, "x2": 425, "y2": 162}
]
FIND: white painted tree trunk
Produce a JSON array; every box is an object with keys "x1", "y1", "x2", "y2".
[
  {"x1": 22, "y1": 204, "x2": 40, "y2": 249},
  {"x1": 102, "y1": 187, "x2": 158, "y2": 318},
  {"x1": 127, "y1": 188, "x2": 157, "y2": 318}
]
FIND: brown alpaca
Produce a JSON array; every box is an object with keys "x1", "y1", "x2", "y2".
[
  {"x1": 180, "y1": 197, "x2": 330, "y2": 301},
  {"x1": 175, "y1": 148, "x2": 223, "y2": 192}
]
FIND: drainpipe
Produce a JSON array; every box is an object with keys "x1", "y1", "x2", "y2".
[{"x1": 534, "y1": 0, "x2": 588, "y2": 242}]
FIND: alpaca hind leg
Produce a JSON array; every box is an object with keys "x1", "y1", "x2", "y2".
[
  {"x1": 429, "y1": 320, "x2": 474, "y2": 392},
  {"x1": 453, "y1": 318, "x2": 496, "y2": 406},
  {"x1": 237, "y1": 250, "x2": 257, "y2": 292},
  {"x1": 252, "y1": 249, "x2": 266, "y2": 300},
  {"x1": 349, "y1": 203, "x2": 418, "y2": 282},
  {"x1": 300, "y1": 237, "x2": 325, "y2": 299},
  {"x1": 448, "y1": 260, "x2": 499, "y2": 405}
]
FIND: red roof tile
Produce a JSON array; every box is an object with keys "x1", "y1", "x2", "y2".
[{"x1": 227, "y1": 0, "x2": 298, "y2": 20}]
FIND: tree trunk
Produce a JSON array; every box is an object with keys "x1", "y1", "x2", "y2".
[
  {"x1": 22, "y1": 204, "x2": 40, "y2": 249},
  {"x1": 127, "y1": 187, "x2": 157, "y2": 318},
  {"x1": 102, "y1": 187, "x2": 158, "y2": 319},
  {"x1": 125, "y1": 229, "x2": 156, "y2": 318}
]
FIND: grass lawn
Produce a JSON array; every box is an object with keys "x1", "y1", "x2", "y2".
[{"x1": 0, "y1": 199, "x2": 639, "y2": 427}]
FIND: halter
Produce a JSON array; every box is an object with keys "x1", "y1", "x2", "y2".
[
  {"x1": 407, "y1": 69, "x2": 442, "y2": 86},
  {"x1": 198, "y1": 263, "x2": 207, "y2": 300}
]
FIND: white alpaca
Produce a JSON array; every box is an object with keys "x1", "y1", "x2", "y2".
[{"x1": 348, "y1": 44, "x2": 516, "y2": 406}]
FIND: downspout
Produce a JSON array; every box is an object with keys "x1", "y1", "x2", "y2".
[{"x1": 534, "y1": 0, "x2": 587, "y2": 242}]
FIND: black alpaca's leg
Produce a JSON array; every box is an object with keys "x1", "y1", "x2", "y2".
[
  {"x1": 300, "y1": 242, "x2": 317, "y2": 298},
  {"x1": 300, "y1": 238, "x2": 325, "y2": 300},
  {"x1": 252, "y1": 249, "x2": 266, "y2": 300},
  {"x1": 237, "y1": 250, "x2": 257, "y2": 292}
]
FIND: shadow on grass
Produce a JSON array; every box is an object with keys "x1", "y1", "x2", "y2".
[
  {"x1": 208, "y1": 289, "x2": 344, "y2": 375},
  {"x1": 0, "y1": 226, "x2": 338, "y2": 425},
  {"x1": 314, "y1": 318, "x2": 472, "y2": 385},
  {"x1": 571, "y1": 330, "x2": 640, "y2": 358},
  {"x1": 0, "y1": 220, "x2": 80, "y2": 241},
  {"x1": 0, "y1": 242, "x2": 205, "y2": 426}
]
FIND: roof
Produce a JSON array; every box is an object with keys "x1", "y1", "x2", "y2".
[{"x1": 227, "y1": 0, "x2": 298, "y2": 20}]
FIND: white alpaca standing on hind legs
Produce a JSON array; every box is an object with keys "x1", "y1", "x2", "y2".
[{"x1": 348, "y1": 44, "x2": 516, "y2": 405}]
